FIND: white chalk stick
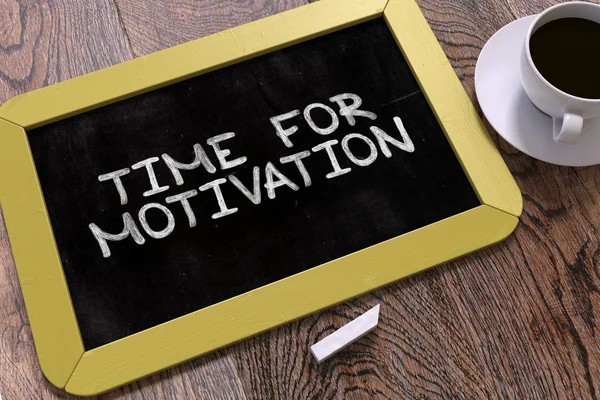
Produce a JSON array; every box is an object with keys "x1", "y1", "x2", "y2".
[{"x1": 310, "y1": 304, "x2": 380, "y2": 363}]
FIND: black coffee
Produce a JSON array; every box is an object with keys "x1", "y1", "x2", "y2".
[{"x1": 530, "y1": 18, "x2": 600, "y2": 99}]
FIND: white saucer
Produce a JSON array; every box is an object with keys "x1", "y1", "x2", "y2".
[{"x1": 475, "y1": 15, "x2": 600, "y2": 167}]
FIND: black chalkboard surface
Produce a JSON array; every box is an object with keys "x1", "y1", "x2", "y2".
[{"x1": 28, "y1": 18, "x2": 479, "y2": 350}]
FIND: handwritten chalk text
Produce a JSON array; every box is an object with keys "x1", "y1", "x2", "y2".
[{"x1": 89, "y1": 93, "x2": 415, "y2": 257}]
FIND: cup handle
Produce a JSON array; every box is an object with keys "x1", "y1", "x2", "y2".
[{"x1": 553, "y1": 113, "x2": 584, "y2": 145}]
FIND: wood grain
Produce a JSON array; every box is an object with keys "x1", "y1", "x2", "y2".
[
  {"x1": 0, "y1": 0, "x2": 131, "y2": 105},
  {"x1": 112, "y1": 0, "x2": 308, "y2": 57},
  {"x1": 1, "y1": 0, "x2": 600, "y2": 398}
]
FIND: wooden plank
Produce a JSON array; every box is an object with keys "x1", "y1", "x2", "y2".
[
  {"x1": 0, "y1": 0, "x2": 132, "y2": 105},
  {"x1": 113, "y1": 0, "x2": 309, "y2": 56}
]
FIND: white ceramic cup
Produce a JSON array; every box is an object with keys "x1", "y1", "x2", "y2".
[{"x1": 521, "y1": 1, "x2": 600, "y2": 145}]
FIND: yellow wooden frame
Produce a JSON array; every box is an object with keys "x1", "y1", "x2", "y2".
[{"x1": 0, "y1": 0, "x2": 521, "y2": 395}]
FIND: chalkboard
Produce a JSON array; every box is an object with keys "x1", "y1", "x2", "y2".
[{"x1": 28, "y1": 17, "x2": 479, "y2": 350}]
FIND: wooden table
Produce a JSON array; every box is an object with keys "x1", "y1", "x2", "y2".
[{"x1": 1, "y1": 0, "x2": 599, "y2": 398}]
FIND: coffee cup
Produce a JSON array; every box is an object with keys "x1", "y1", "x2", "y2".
[{"x1": 521, "y1": 1, "x2": 600, "y2": 145}]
